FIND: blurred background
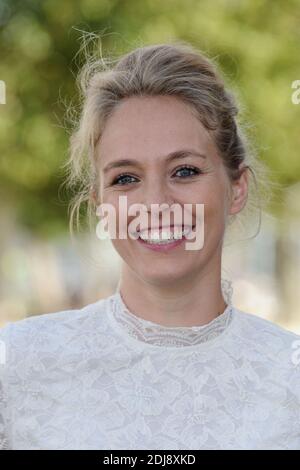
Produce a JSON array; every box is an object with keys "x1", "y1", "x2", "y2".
[{"x1": 0, "y1": 0, "x2": 300, "y2": 332}]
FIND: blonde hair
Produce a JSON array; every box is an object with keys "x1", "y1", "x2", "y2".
[{"x1": 62, "y1": 36, "x2": 274, "y2": 240}]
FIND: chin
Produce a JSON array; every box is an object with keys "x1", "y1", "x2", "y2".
[{"x1": 135, "y1": 262, "x2": 199, "y2": 287}]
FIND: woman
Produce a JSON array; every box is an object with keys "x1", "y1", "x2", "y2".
[{"x1": 0, "y1": 41, "x2": 299, "y2": 450}]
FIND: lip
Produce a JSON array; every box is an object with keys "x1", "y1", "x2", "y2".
[
  {"x1": 137, "y1": 235, "x2": 188, "y2": 252},
  {"x1": 135, "y1": 224, "x2": 196, "y2": 252},
  {"x1": 137, "y1": 224, "x2": 194, "y2": 235}
]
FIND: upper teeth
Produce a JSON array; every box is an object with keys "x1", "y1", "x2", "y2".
[{"x1": 139, "y1": 228, "x2": 191, "y2": 242}]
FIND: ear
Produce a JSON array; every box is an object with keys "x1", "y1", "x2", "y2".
[
  {"x1": 229, "y1": 164, "x2": 249, "y2": 215},
  {"x1": 90, "y1": 186, "x2": 98, "y2": 206}
]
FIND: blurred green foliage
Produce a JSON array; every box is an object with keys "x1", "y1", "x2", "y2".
[{"x1": 0, "y1": 0, "x2": 299, "y2": 236}]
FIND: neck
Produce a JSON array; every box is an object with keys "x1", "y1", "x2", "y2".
[{"x1": 118, "y1": 259, "x2": 227, "y2": 328}]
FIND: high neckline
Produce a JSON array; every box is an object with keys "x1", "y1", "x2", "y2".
[{"x1": 108, "y1": 279, "x2": 235, "y2": 349}]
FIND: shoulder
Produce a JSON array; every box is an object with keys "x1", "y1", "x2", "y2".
[
  {"x1": 233, "y1": 307, "x2": 300, "y2": 372},
  {"x1": 0, "y1": 294, "x2": 114, "y2": 364},
  {"x1": 235, "y1": 308, "x2": 300, "y2": 347}
]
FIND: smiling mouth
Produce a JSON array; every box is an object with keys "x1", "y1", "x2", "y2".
[{"x1": 135, "y1": 225, "x2": 195, "y2": 244}]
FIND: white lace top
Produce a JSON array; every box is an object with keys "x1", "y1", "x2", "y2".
[{"x1": 0, "y1": 285, "x2": 300, "y2": 450}]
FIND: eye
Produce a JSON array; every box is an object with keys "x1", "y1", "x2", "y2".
[
  {"x1": 111, "y1": 173, "x2": 139, "y2": 186},
  {"x1": 172, "y1": 165, "x2": 202, "y2": 178}
]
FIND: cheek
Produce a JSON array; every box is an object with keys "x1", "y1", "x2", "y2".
[
  {"x1": 110, "y1": 237, "x2": 140, "y2": 272},
  {"x1": 198, "y1": 185, "x2": 228, "y2": 233},
  {"x1": 101, "y1": 194, "x2": 127, "y2": 234}
]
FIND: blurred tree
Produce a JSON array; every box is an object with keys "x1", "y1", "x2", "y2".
[{"x1": 0, "y1": 0, "x2": 299, "y2": 236}]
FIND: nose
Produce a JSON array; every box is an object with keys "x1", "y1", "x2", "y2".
[
  {"x1": 136, "y1": 177, "x2": 179, "y2": 228},
  {"x1": 141, "y1": 177, "x2": 175, "y2": 211}
]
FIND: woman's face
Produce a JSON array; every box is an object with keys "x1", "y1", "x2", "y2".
[{"x1": 96, "y1": 95, "x2": 247, "y2": 287}]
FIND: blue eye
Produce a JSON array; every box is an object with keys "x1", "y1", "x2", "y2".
[
  {"x1": 112, "y1": 174, "x2": 139, "y2": 185},
  {"x1": 173, "y1": 166, "x2": 201, "y2": 178}
]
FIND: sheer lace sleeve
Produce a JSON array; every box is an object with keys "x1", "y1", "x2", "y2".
[{"x1": 0, "y1": 323, "x2": 12, "y2": 450}]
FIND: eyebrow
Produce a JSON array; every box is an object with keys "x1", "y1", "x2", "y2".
[{"x1": 102, "y1": 149, "x2": 207, "y2": 173}]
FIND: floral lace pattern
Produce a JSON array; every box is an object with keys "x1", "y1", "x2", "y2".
[
  {"x1": 111, "y1": 277, "x2": 234, "y2": 347},
  {"x1": 111, "y1": 293, "x2": 233, "y2": 348},
  {"x1": 0, "y1": 290, "x2": 300, "y2": 450}
]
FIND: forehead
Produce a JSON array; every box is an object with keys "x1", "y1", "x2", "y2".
[{"x1": 98, "y1": 95, "x2": 218, "y2": 166}]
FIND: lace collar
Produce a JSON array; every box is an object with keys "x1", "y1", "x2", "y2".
[{"x1": 110, "y1": 279, "x2": 234, "y2": 348}]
